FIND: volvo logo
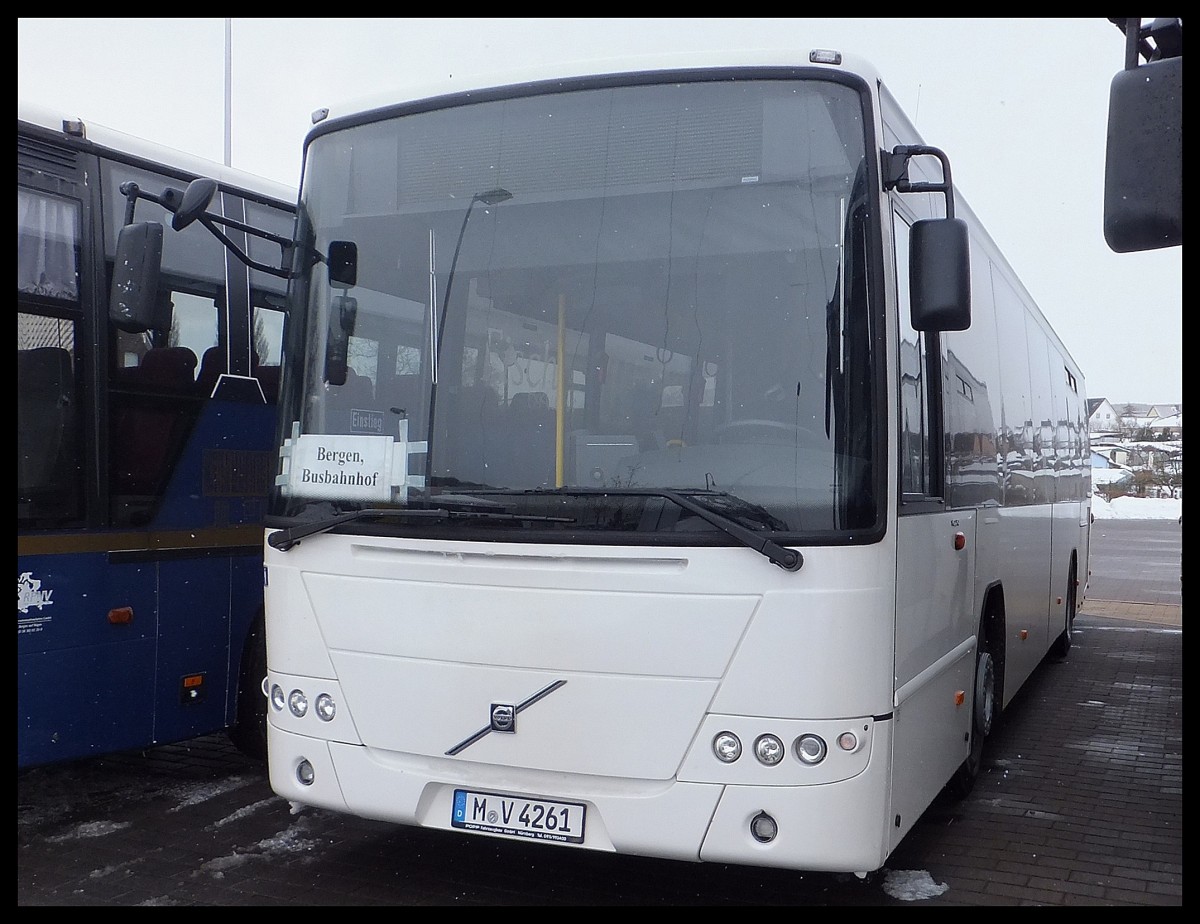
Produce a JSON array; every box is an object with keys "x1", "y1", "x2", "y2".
[
  {"x1": 446, "y1": 680, "x2": 567, "y2": 756},
  {"x1": 490, "y1": 703, "x2": 516, "y2": 732}
]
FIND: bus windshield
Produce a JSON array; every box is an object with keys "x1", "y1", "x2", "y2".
[{"x1": 276, "y1": 77, "x2": 879, "y2": 537}]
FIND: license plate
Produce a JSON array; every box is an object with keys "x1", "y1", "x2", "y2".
[{"x1": 452, "y1": 789, "x2": 586, "y2": 844}]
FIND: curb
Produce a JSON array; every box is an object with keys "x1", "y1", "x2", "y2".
[{"x1": 1078, "y1": 598, "x2": 1182, "y2": 628}]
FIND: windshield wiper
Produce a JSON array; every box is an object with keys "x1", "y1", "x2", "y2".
[
  {"x1": 266, "y1": 505, "x2": 574, "y2": 552},
  {"x1": 637, "y1": 488, "x2": 802, "y2": 571},
  {"x1": 473, "y1": 487, "x2": 803, "y2": 572}
]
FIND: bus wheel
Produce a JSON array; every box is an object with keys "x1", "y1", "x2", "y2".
[
  {"x1": 947, "y1": 623, "x2": 995, "y2": 798},
  {"x1": 1050, "y1": 561, "x2": 1077, "y2": 659},
  {"x1": 228, "y1": 610, "x2": 268, "y2": 761}
]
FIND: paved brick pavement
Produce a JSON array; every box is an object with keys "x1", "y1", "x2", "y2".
[
  {"x1": 17, "y1": 601, "x2": 1181, "y2": 906},
  {"x1": 881, "y1": 603, "x2": 1182, "y2": 905}
]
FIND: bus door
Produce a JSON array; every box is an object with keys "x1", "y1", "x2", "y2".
[
  {"x1": 101, "y1": 171, "x2": 283, "y2": 753},
  {"x1": 890, "y1": 207, "x2": 977, "y2": 833}
]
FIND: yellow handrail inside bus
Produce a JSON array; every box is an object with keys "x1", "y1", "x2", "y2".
[{"x1": 555, "y1": 293, "x2": 566, "y2": 487}]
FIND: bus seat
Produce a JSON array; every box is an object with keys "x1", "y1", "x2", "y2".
[
  {"x1": 196, "y1": 346, "x2": 226, "y2": 397},
  {"x1": 503, "y1": 391, "x2": 555, "y2": 486},
  {"x1": 256, "y1": 365, "x2": 281, "y2": 404},
  {"x1": 111, "y1": 348, "x2": 197, "y2": 500},
  {"x1": 447, "y1": 383, "x2": 501, "y2": 482},
  {"x1": 138, "y1": 346, "x2": 197, "y2": 391},
  {"x1": 459, "y1": 382, "x2": 501, "y2": 421}
]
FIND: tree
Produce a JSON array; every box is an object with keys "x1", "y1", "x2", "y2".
[
  {"x1": 1116, "y1": 403, "x2": 1140, "y2": 438},
  {"x1": 1130, "y1": 469, "x2": 1159, "y2": 497}
]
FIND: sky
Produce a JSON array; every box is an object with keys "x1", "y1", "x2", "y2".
[{"x1": 17, "y1": 17, "x2": 1181, "y2": 404}]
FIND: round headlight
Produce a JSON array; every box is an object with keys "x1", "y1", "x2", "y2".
[
  {"x1": 296, "y1": 759, "x2": 315, "y2": 786},
  {"x1": 754, "y1": 734, "x2": 785, "y2": 765},
  {"x1": 270, "y1": 683, "x2": 286, "y2": 711},
  {"x1": 713, "y1": 731, "x2": 742, "y2": 763},
  {"x1": 288, "y1": 689, "x2": 309, "y2": 717},
  {"x1": 315, "y1": 693, "x2": 336, "y2": 722},
  {"x1": 794, "y1": 733, "x2": 828, "y2": 765}
]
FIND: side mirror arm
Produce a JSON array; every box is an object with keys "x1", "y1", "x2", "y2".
[
  {"x1": 195, "y1": 214, "x2": 299, "y2": 280},
  {"x1": 118, "y1": 179, "x2": 313, "y2": 280},
  {"x1": 882, "y1": 144, "x2": 958, "y2": 219}
]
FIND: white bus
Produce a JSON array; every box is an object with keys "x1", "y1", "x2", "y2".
[{"x1": 123, "y1": 47, "x2": 1091, "y2": 877}]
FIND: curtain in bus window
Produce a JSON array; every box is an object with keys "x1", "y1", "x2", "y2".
[{"x1": 17, "y1": 188, "x2": 79, "y2": 300}]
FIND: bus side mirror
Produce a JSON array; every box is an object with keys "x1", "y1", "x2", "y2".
[
  {"x1": 324, "y1": 294, "x2": 358, "y2": 386},
  {"x1": 1103, "y1": 55, "x2": 1182, "y2": 253},
  {"x1": 910, "y1": 217, "x2": 970, "y2": 332},
  {"x1": 109, "y1": 221, "x2": 166, "y2": 333},
  {"x1": 328, "y1": 240, "x2": 358, "y2": 287},
  {"x1": 171, "y1": 177, "x2": 218, "y2": 231}
]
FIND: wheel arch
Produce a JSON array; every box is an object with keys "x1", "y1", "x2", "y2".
[
  {"x1": 227, "y1": 604, "x2": 268, "y2": 760},
  {"x1": 979, "y1": 580, "x2": 1006, "y2": 712}
]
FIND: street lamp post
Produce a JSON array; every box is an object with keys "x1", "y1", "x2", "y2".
[{"x1": 424, "y1": 188, "x2": 513, "y2": 487}]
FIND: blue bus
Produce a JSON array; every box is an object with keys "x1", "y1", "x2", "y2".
[{"x1": 18, "y1": 103, "x2": 296, "y2": 769}]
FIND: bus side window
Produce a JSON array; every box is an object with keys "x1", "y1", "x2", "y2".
[
  {"x1": 17, "y1": 345, "x2": 76, "y2": 513},
  {"x1": 110, "y1": 346, "x2": 199, "y2": 521},
  {"x1": 252, "y1": 304, "x2": 286, "y2": 405}
]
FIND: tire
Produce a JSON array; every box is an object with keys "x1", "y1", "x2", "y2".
[
  {"x1": 228, "y1": 610, "x2": 268, "y2": 761},
  {"x1": 1049, "y1": 562, "x2": 1077, "y2": 659},
  {"x1": 946, "y1": 620, "x2": 995, "y2": 798}
]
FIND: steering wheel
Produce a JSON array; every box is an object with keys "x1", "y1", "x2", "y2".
[{"x1": 713, "y1": 419, "x2": 823, "y2": 445}]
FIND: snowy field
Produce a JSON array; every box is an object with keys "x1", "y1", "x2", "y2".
[{"x1": 1091, "y1": 494, "x2": 1182, "y2": 520}]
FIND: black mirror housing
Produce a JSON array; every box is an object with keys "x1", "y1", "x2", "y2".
[
  {"x1": 109, "y1": 222, "x2": 165, "y2": 333},
  {"x1": 910, "y1": 217, "x2": 971, "y2": 332},
  {"x1": 1103, "y1": 56, "x2": 1182, "y2": 253},
  {"x1": 172, "y1": 177, "x2": 219, "y2": 231},
  {"x1": 328, "y1": 240, "x2": 358, "y2": 287}
]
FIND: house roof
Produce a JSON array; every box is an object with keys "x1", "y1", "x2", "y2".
[{"x1": 1087, "y1": 400, "x2": 1183, "y2": 420}]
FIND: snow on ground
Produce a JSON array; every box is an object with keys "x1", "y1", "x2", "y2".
[
  {"x1": 882, "y1": 868, "x2": 950, "y2": 901},
  {"x1": 1091, "y1": 494, "x2": 1182, "y2": 520}
]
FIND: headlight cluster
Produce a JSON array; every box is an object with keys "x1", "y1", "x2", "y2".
[
  {"x1": 269, "y1": 683, "x2": 337, "y2": 722},
  {"x1": 713, "y1": 728, "x2": 858, "y2": 766}
]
